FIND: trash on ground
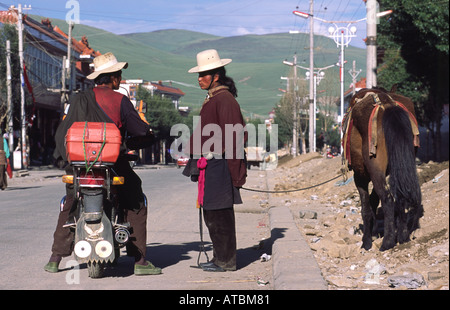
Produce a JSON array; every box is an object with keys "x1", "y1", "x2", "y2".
[
  {"x1": 340, "y1": 200, "x2": 353, "y2": 206},
  {"x1": 335, "y1": 176, "x2": 353, "y2": 186},
  {"x1": 299, "y1": 210, "x2": 318, "y2": 219},
  {"x1": 256, "y1": 277, "x2": 269, "y2": 286},
  {"x1": 364, "y1": 258, "x2": 386, "y2": 285},
  {"x1": 260, "y1": 253, "x2": 271, "y2": 262},
  {"x1": 387, "y1": 272, "x2": 425, "y2": 289},
  {"x1": 432, "y1": 173, "x2": 444, "y2": 183}
]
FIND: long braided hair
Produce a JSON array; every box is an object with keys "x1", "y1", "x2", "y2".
[{"x1": 209, "y1": 67, "x2": 238, "y2": 98}]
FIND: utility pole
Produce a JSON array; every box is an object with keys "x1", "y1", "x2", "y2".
[
  {"x1": 17, "y1": 4, "x2": 28, "y2": 169},
  {"x1": 61, "y1": 55, "x2": 66, "y2": 114},
  {"x1": 6, "y1": 40, "x2": 14, "y2": 154},
  {"x1": 308, "y1": 0, "x2": 314, "y2": 153},
  {"x1": 366, "y1": 0, "x2": 377, "y2": 88},
  {"x1": 67, "y1": 21, "x2": 73, "y2": 94},
  {"x1": 292, "y1": 1, "x2": 317, "y2": 153},
  {"x1": 291, "y1": 54, "x2": 298, "y2": 158},
  {"x1": 293, "y1": 54, "x2": 298, "y2": 157},
  {"x1": 61, "y1": 22, "x2": 74, "y2": 114},
  {"x1": 282, "y1": 54, "x2": 298, "y2": 157},
  {"x1": 348, "y1": 60, "x2": 362, "y2": 95}
]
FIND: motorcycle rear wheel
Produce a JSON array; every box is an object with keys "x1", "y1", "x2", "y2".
[{"x1": 88, "y1": 261, "x2": 105, "y2": 278}]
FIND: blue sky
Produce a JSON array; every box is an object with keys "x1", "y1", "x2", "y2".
[{"x1": 4, "y1": 0, "x2": 371, "y2": 48}]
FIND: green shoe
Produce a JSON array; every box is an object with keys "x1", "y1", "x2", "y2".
[
  {"x1": 44, "y1": 262, "x2": 59, "y2": 273},
  {"x1": 134, "y1": 261, "x2": 161, "y2": 275}
]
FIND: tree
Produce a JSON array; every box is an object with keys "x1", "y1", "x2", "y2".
[
  {"x1": 377, "y1": 0, "x2": 449, "y2": 161},
  {"x1": 273, "y1": 71, "x2": 309, "y2": 153},
  {"x1": 273, "y1": 94, "x2": 294, "y2": 149},
  {"x1": 136, "y1": 86, "x2": 192, "y2": 143}
]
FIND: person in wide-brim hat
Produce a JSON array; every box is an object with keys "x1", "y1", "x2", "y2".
[
  {"x1": 46, "y1": 51, "x2": 161, "y2": 276},
  {"x1": 184, "y1": 49, "x2": 247, "y2": 273},
  {"x1": 87, "y1": 52, "x2": 128, "y2": 80},
  {"x1": 188, "y1": 49, "x2": 232, "y2": 73}
]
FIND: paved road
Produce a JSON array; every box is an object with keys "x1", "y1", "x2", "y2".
[
  {"x1": 0, "y1": 166, "x2": 274, "y2": 291},
  {"x1": 1, "y1": 164, "x2": 328, "y2": 295}
]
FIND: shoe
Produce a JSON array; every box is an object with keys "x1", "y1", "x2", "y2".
[
  {"x1": 200, "y1": 262, "x2": 225, "y2": 272},
  {"x1": 134, "y1": 261, "x2": 162, "y2": 275},
  {"x1": 199, "y1": 261, "x2": 215, "y2": 268},
  {"x1": 44, "y1": 262, "x2": 59, "y2": 273},
  {"x1": 198, "y1": 261, "x2": 236, "y2": 271}
]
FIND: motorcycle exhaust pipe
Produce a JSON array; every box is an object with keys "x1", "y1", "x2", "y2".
[{"x1": 114, "y1": 227, "x2": 130, "y2": 245}]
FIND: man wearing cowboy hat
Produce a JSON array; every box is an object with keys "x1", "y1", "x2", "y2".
[
  {"x1": 183, "y1": 49, "x2": 247, "y2": 272},
  {"x1": 45, "y1": 52, "x2": 161, "y2": 275}
]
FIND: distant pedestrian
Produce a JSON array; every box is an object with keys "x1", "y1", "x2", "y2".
[
  {"x1": 184, "y1": 49, "x2": 247, "y2": 272},
  {"x1": 0, "y1": 133, "x2": 11, "y2": 190}
]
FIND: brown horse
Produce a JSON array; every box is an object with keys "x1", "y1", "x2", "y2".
[{"x1": 343, "y1": 87, "x2": 423, "y2": 251}]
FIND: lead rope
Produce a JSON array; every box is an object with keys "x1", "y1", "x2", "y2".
[
  {"x1": 194, "y1": 207, "x2": 210, "y2": 268},
  {"x1": 241, "y1": 173, "x2": 343, "y2": 193},
  {"x1": 82, "y1": 121, "x2": 107, "y2": 173},
  {"x1": 191, "y1": 157, "x2": 210, "y2": 268}
]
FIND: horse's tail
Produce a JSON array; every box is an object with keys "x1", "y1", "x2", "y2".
[{"x1": 383, "y1": 106, "x2": 423, "y2": 231}]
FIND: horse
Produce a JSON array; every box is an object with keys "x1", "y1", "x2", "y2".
[{"x1": 342, "y1": 87, "x2": 423, "y2": 251}]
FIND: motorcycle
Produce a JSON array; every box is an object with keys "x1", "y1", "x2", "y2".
[{"x1": 61, "y1": 121, "x2": 152, "y2": 278}]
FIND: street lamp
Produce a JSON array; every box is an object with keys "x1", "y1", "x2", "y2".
[
  {"x1": 292, "y1": 8, "x2": 392, "y2": 154},
  {"x1": 305, "y1": 67, "x2": 334, "y2": 152},
  {"x1": 284, "y1": 58, "x2": 336, "y2": 153},
  {"x1": 328, "y1": 23, "x2": 357, "y2": 154}
]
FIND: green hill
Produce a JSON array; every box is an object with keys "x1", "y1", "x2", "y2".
[{"x1": 33, "y1": 15, "x2": 366, "y2": 119}]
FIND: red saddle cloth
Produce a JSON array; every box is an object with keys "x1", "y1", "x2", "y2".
[{"x1": 342, "y1": 99, "x2": 420, "y2": 166}]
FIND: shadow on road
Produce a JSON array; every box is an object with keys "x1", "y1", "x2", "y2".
[{"x1": 64, "y1": 227, "x2": 288, "y2": 278}]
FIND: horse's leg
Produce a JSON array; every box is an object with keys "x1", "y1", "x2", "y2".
[
  {"x1": 364, "y1": 152, "x2": 396, "y2": 251},
  {"x1": 370, "y1": 175, "x2": 396, "y2": 251},
  {"x1": 369, "y1": 189, "x2": 380, "y2": 237},
  {"x1": 408, "y1": 203, "x2": 424, "y2": 233},
  {"x1": 354, "y1": 173, "x2": 373, "y2": 250}
]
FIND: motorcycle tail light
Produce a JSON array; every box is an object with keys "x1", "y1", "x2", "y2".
[
  {"x1": 62, "y1": 175, "x2": 74, "y2": 184},
  {"x1": 78, "y1": 171, "x2": 106, "y2": 187},
  {"x1": 112, "y1": 176, "x2": 124, "y2": 185}
]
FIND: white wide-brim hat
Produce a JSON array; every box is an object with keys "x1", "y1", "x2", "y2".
[
  {"x1": 87, "y1": 52, "x2": 128, "y2": 80},
  {"x1": 188, "y1": 49, "x2": 232, "y2": 73}
]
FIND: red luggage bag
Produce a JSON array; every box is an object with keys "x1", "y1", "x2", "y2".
[{"x1": 66, "y1": 122, "x2": 122, "y2": 165}]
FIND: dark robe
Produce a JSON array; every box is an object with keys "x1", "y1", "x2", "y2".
[{"x1": 184, "y1": 85, "x2": 247, "y2": 210}]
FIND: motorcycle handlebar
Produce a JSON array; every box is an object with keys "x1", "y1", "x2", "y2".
[
  {"x1": 122, "y1": 153, "x2": 139, "y2": 162},
  {"x1": 125, "y1": 133, "x2": 155, "y2": 150}
]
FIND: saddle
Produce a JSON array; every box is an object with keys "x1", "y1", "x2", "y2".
[{"x1": 342, "y1": 92, "x2": 420, "y2": 165}]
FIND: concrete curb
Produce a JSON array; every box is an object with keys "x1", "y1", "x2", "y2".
[{"x1": 269, "y1": 206, "x2": 327, "y2": 290}]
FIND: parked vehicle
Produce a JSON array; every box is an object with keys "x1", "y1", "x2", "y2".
[
  {"x1": 245, "y1": 146, "x2": 266, "y2": 169},
  {"x1": 176, "y1": 156, "x2": 189, "y2": 168}
]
